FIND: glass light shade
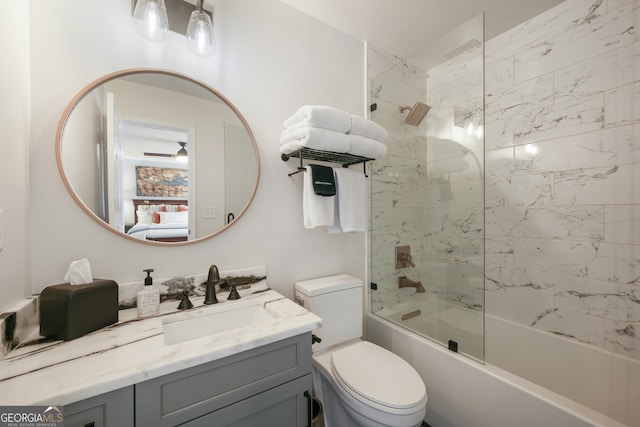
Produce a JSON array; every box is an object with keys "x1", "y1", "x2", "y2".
[
  {"x1": 133, "y1": 0, "x2": 169, "y2": 43},
  {"x1": 186, "y1": 10, "x2": 216, "y2": 57}
]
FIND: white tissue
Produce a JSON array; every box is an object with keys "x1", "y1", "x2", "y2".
[{"x1": 64, "y1": 258, "x2": 93, "y2": 285}]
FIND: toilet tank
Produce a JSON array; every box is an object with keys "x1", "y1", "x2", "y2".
[{"x1": 294, "y1": 274, "x2": 363, "y2": 352}]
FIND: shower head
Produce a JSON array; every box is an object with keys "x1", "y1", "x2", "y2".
[{"x1": 400, "y1": 102, "x2": 431, "y2": 126}]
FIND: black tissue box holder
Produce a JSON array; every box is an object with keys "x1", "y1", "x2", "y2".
[{"x1": 39, "y1": 279, "x2": 119, "y2": 341}]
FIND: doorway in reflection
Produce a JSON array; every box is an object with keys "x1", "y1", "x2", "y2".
[{"x1": 117, "y1": 122, "x2": 193, "y2": 241}]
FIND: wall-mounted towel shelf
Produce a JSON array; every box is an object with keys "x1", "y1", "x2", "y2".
[{"x1": 281, "y1": 147, "x2": 372, "y2": 177}]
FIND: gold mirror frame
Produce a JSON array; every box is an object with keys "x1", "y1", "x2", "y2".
[{"x1": 55, "y1": 68, "x2": 260, "y2": 246}]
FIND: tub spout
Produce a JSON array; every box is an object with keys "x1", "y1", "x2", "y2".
[{"x1": 398, "y1": 276, "x2": 425, "y2": 293}]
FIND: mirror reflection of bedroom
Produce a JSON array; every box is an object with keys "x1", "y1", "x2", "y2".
[{"x1": 118, "y1": 122, "x2": 192, "y2": 243}]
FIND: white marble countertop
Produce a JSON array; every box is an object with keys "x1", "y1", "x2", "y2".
[{"x1": 0, "y1": 288, "x2": 321, "y2": 406}]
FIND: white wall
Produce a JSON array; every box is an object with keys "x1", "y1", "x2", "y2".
[
  {"x1": 23, "y1": 0, "x2": 365, "y2": 299},
  {"x1": 61, "y1": 90, "x2": 103, "y2": 214},
  {"x1": 0, "y1": 2, "x2": 31, "y2": 313}
]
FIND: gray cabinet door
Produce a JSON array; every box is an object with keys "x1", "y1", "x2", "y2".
[
  {"x1": 63, "y1": 386, "x2": 134, "y2": 427},
  {"x1": 182, "y1": 374, "x2": 312, "y2": 427},
  {"x1": 136, "y1": 333, "x2": 312, "y2": 427}
]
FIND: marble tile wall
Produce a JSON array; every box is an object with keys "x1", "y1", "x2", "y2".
[
  {"x1": 369, "y1": 0, "x2": 640, "y2": 360},
  {"x1": 369, "y1": 46, "x2": 431, "y2": 311},
  {"x1": 484, "y1": 0, "x2": 640, "y2": 360}
]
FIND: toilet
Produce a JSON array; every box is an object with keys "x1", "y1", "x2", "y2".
[{"x1": 295, "y1": 274, "x2": 428, "y2": 427}]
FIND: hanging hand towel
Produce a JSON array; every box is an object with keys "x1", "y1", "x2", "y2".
[
  {"x1": 329, "y1": 168, "x2": 366, "y2": 233},
  {"x1": 310, "y1": 164, "x2": 336, "y2": 196},
  {"x1": 349, "y1": 115, "x2": 389, "y2": 142},
  {"x1": 283, "y1": 105, "x2": 352, "y2": 133},
  {"x1": 303, "y1": 165, "x2": 335, "y2": 229}
]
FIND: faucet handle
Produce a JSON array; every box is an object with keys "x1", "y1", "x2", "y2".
[
  {"x1": 227, "y1": 284, "x2": 241, "y2": 300},
  {"x1": 177, "y1": 290, "x2": 194, "y2": 310},
  {"x1": 399, "y1": 252, "x2": 416, "y2": 268}
]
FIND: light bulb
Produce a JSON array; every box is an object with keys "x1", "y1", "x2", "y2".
[
  {"x1": 186, "y1": 9, "x2": 216, "y2": 57},
  {"x1": 133, "y1": 0, "x2": 169, "y2": 43},
  {"x1": 466, "y1": 123, "x2": 474, "y2": 136}
]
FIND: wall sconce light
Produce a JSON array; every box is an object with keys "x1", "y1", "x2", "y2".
[
  {"x1": 187, "y1": 0, "x2": 216, "y2": 57},
  {"x1": 132, "y1": 0, "x2": 215, "y2": 58},
  {"x1": 133, "y1": 0, "x2": 169, "y2": 42}
]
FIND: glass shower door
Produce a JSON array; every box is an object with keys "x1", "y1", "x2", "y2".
[{"x1": 369, "y1": 14, "x2": 485, "y2": 362}]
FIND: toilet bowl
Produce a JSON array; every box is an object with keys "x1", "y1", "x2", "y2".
[
  {"x1": 313, "y1": 340, "x2": 427, "y2": 427},
  {"x1": 294, "y1": 274, "x2": 428, "y2": 427}
]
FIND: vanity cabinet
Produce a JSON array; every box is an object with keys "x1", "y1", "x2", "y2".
[
  {"x1": 135, "y1": 333, "x2": 312, "y2": 427},
  {"x1": 63, "y1": 386, "x2": 134, "y2": 427}
]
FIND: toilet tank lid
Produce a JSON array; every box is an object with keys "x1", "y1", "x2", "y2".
[{"x1": 294, "y1": 274, "x2": 362, "y2": 296}]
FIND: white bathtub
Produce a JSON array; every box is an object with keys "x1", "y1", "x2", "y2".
[
  {"x1": 375, "y1": 296, "x2": 484, "y2": 361},
  {"x1": 367, "y1": 302, "x2": 636, "y2": 427}
]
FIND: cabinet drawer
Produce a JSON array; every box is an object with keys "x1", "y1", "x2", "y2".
[
  {"x1": 183, "y1": 374, "x2": 312, "y2": 427},
  {"x1": 64, "y1": 386, "x2": 134, "y2": 427},
  {"x1": 136, "y1": 333, "x2": 311, "y2": 427}
]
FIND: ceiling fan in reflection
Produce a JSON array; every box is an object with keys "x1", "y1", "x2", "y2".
[{"x1": 144, "y1": 142, "x2": 188, "y2": 159}]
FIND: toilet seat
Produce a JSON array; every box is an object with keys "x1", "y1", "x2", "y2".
[{"x1": 330, "y1": 341, "x2": 427, "y2": 414}]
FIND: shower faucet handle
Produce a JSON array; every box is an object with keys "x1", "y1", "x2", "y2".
[
  {"x1": 399, "y1": 252, "x2": 415, "y2": 267},
  {"x1": 395, "y1": 245, "x2": 415, "y2": 268}
]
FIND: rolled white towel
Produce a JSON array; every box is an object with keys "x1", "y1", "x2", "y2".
[
  {"x1": 280, "y1": 127, "x2": 351, "y2": 154},
  {"x1": 283, "y1": 105, "x2": 352, "y2": 133},
  {"x1": 347, "y1": 134, "x2": 388, "y2": 159},
  {"x1": 349, "y1": 115, "x2": 389, "y2": 142}
]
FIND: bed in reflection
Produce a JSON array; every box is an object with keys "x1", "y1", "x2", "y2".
[{"x1": 127, "y1": 198, "x2": 189, "y2": 242}]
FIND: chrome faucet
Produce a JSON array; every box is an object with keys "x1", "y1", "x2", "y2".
[{"x1": 203, "y1": 265, "x2": 220, "y2": 305}]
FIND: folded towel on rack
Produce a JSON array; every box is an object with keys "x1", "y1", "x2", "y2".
[
  {"x1": 348, "y1": 115, "x2": 389, "y2": 143},
  {"x1": 329, "y1": 168, "x2": 366, "y2": 233},
  {"x1": 283, "y1": 105, "x2": 352, "y2": 133},
  {"x1": 280, "y1": 126, "x2": 350, "y2": 145},
  {"x1": 280, "y1": 127, "x2": 351, "y2": 155},
  {"x1": 347, "y1": 134, "x2": 388, "y2": 159},
  {"x1": 303, "y1": 165, "x2": 335, "y2": 229}
]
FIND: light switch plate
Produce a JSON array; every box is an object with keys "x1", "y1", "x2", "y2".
[{"x1": 203, "y1": 207, "x2": 217, "y2": 219}]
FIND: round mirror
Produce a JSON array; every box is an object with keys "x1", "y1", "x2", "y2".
[{"x1": 56, "y1": 69, "x2": 260, "y2": 245}]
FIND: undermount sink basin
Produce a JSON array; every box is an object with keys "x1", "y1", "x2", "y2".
[{"x1": 162, "y1": 302, "x2": 275, "y2": 345}]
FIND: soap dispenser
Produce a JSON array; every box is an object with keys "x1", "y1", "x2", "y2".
[{"x1": 137, "y1": 269, "x2": 160, "y2": 319}]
